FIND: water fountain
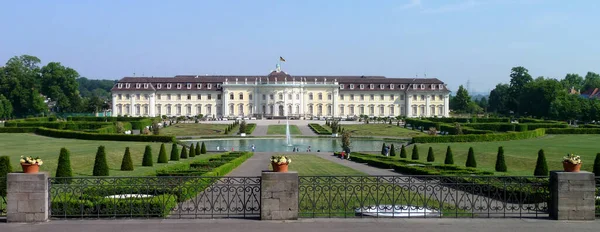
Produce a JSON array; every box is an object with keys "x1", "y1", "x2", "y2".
[{"x1": 285, "y1": 119, "x2": 292, "y2": 146}]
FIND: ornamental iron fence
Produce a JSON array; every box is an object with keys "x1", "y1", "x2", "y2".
[
  {"x1": 299, "y1": 175, "x2": 549, "y2": 218},
  {"x1": 48, "y1": 176, "x2": 261, "y2": 219}
]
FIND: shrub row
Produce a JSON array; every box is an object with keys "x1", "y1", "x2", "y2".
[
  {"x1": 546, "y1": 128, "x2": 600, "y2": 134},
  {"x1": 582, "y1": 124, "x2": 600, "y2": 128},
  {"x1": 308, "y1": 123, "x2": 331, "y2": 135},
  {"x1": 405, "y1": 118, "x2": 441, "y2": 130},
  {"x1": 467, "y1": 123, "x2": 516, "y2": 132},
  {"x1": 522, "y1": 123, "x2": 568, "y2": 130},
  {"x1": 425, "y1": 117, "x2": 510, "y2": 123},
  {"x1": 245, "y1": 123, "x2": 257, "y2": 134},
  {"x1": 412, "y1": 129, "x2": 546, "y2": 143},
  {"x1": 35, "y1": 127, "x2": 175, "y2": 143},
  {"x1": 50, "y1": 192, "x2": 177, "y2": 218},
  {"x1": 67, "y1": 116, "x2": 159, "y2": 122},
  {"x1": 0, "y1": 127, "x2": 38, "y2": 133},
  {"x1": 4, "y1": 121, "x2": 113, "y2": 130},
  {"x1": 517, "y1": 118, "x2": 564, "y2": 124},
  {"x1": 349, "y1": 153, "x2": 492, "y2": 176}
]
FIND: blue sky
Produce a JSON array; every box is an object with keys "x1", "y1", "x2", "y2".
[{"x1": 1, "y1": 0, "x2": 598, "y2": 93}]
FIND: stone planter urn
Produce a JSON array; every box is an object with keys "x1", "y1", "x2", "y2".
[
  {"x1": 21, "y1": 163, "x2": 40, "y2": 174},
  {"x1": 271, "y1": 162, "x2": 289, "y2": 172},
  {"x1": 562, "y1": 162, "x2": 581, "y2": 172}
]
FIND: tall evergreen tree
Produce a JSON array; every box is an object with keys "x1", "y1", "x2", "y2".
[
  {"x1": 93, "y1": 146, "x2": 109, "y2": 176},
  {"x1": 189, "y1": 143, "x2": 196, "y2": 157},
  {"x1": 200, "y1": 142, "x2": 207, "y2": 154},
  {"x1": 444, "y1": 146, "x2": 454, "y2": 165},
  {"x1": 533, "y1": 149, "x2": 549, "y2": 176},
  {"x1": 427, "y1": 147, "x2": 435, "y2": 162},
  {"x1": 170, "y1": 143, "x2": 180, "y2": 161},
  {"x1": 0, "y1": 156, "x2": 12, "y2": 196},
  {"x1": 400, "y1": 144, "x2": 407, "y2": 158},
  {"x1": 196, "y1": 142, "x2": 201, "y2": 155},
  {"x1": 120, "y1": 147, "x2": 134, "y2": 171},
  {"x1": 56, "y1": 148, "x2": 73, "y2": 181},
  {"x1": 180, "y1": 146, "x2": 188, "y2": 159},
  {"x1": 142, "y1": 145, "x2": 153, "y2": 167},
  {"x1": 495, "y1": 146, "x2": 507, "y2": 172},
  {"x1": 411, "y1": 145, "x2": 419, "y2": 160},
  {"x1": 157, "y1": 144, "x2": 168, "y2": 163},
  {"x1": 381, "y1": 143, "x2": 387, "y2": 156},
  {"x1": 593, "y1": 153, "x2": 600, "y2": 177},
  {"x1": 466, "y1": 147, "x2": 477, "y2": 168},
  {"x1": 390, "y1": 144, "x2": 396, "y2": 156}
]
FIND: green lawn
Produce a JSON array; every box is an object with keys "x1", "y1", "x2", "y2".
[
  {"x1": 337, "y1": 124, "x2": 424, "y2": 137},
  {"x1": 279, "y1": 154, "x2": 364, "y2": 175},
  {"x1": 401, "y1": 134, "x2": 600, "y2": 176},
  {"x1": 0, "y1": 133, "x2": 220, "y2": 177},
  {"x1": 160, "y1": 123, "x2": 228, "y2": 136},
  {"x1": 267, "y1": 125, "x2": 302, "y2": 135}
]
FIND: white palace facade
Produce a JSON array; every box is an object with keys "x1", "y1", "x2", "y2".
[{"x1": 111, "y1": 67, "x2": 450, "y2": 119}]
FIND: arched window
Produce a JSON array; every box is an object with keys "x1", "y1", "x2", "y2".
[
  {"x1": 239, "y1": 93, "x2": 243, "y2": 100},
  {"x1": 230, "y1": 93, "x2": 234, "y2": 100}
]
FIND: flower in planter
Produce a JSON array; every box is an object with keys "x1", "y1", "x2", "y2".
[
  {"x1": 270, "y1": 155, "x2": 291, "y2": 165},
  {"x1": 20, "y1": 156, "x2": 43, "y2": 165},
  {"x1": 563, "y1": 153, "x2": 581, "y2": 164}
]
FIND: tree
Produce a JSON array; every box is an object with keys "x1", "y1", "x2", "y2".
[
  {"x1": 381, "y1": 143, "x2": 387, "y2": 156},
  {"x1": 0, "y1": 55, "x2": 47, "y2": 117},
  {"x1": 427, "y1": 147, "x2": 435, "y2": 162},
  {"x1": 476, "y1": 97, "x2": 488, "y2": 112},
  {"x1": 495, "y1": 146, "x2": 507, "y2": 172},
  {"x1": 444, "y1": 146, "x2": 454, "y2": 165},
  {"x1": 196, "y1": 142, "x2": 201, "y2": 156},
  {"x1": 0, "y1": 94, "x2": 13, "y2": 119},
  {"x1": 180, "y1": 146, "x2": 188, "y2": 159},
  {"x1": 0, "y1": 156, "x2": 12, "y2": 196},
  {"x1": 189, "y1": 143, "x2": 196, "y2": 157},
  {"x1": 56, "y1": 148, "x2": 73, "y2": 179},
  {"x1": 400, "y1": 144, "x2": 407, "y2": 158},
  {"x1": 170, "y1": 143, "x2": 180, "y2": 161},
  {"x1": 560, "y1": 73, "x2": 584, "y2": 91},
  {"x1": 593, "y1": 153, "x2": 600, "y2": 177},
  {"x1": 411, "y1": 145, "x2": 419, "y2": 160},
  {"x1": 465, "y1": 147, "x2": 477, "y2": 168},
  {"x1": 157, "y1": 144, "x2": 168, "y2": 163},
  {"x1": 239, "y1": 120, "x2": 247, "y2": 134},
  {"x1": 120, "y1": 147, "x2": 134, "y2": 171},
  {"x1": 200, "y1": 142, "x2": 207, "y2": 154},
  {"x1": 341, "y1": 130, "x2": 352, "y2": 154},
  {"x1": 519, "y1": 77, "x2": 563, "y2": 117},
  {"x1": 390, "y1": 144, "x2": 396, "y2": 156},
  {"x1": 488, "y1": 83, "x2": 511, "y2": 115},
  {"x1": 40, "y1": 62, "x2": 83, "y2": 112},
  {"x1": 450, "y1": 85, "x2": 471, "y2": 112},
  {"x1": 508, "y1": 66, "x2": 533, "y2": 114},
  {"x1": 534, "y1": 149, "x2": 549, "y2": 176},
  {"x1": 583, "y1": 71, "x2": 600, "y2": 91},
  {"x1": 142, "y1": 145, "x2": 153, "y2": 167},
  {"x1": 93, "y1": 146, "x2": 109, "y2": 176}
]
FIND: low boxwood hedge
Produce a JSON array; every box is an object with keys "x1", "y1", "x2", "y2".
[
  {"x1": 245, "y1": 123, "x2": 257, "y2": 134},
  {"x1": 308, "y1": 123, "x2": 331, "y2": 135},
  {"x1": 50, "y1": 193, "x2": 177, "y2": 218},
  {"x1": 412, "y1": 129, "x2": 546, "y2": 143},
  {"x1": 0, "y1": 127, "x2": 38, "y2": 133},
  {"x1": 35, "y1": 127, "x2": 175, "y2": 143},
  {"x1": 546, "y1": 128, "x2": 600, "y2": 134}
]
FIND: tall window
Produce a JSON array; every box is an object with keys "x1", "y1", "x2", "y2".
[
  {"x1": 239, "y1": 104, "x2": 244, "y2": 115},
  {"x1": 431, "y1": 105, "x2": 436, "y2": 115},
  {"x1": 339, "y1": 105, "x2": 344, "y2": 116},
  {"x1": 177, "y1": 94, "x2": 181, "y2": 100},
  {"x1": 360, "y1": 94, "x2": 364, "y2": 101},
  {"x1": 288, "y1": 94, "x2": 292, "y2": 100},
  {"x1": 350, "y1": 94, "x2": 354, "y2": 100},
  {"x1": 379, "y1": 105, "x2": 384, "y2": 115},
  {"x1": 327, "y1": 105, "x2": 332, "y2": 115},
  {"x1": 309, "y1": 105, "x2": 313, "y2": 115},
  {"x1": 327, "y1": 94, "x2": 332, "y2": 100},
  {"x1": 318, "y1": 105, "x2": 323, "y2": 115},
  {"x1": 370, "y1": 94, "x2": 374, "y2": 101},
  {"x1": 349, "y1": 105, "x2": 354, "y2": 115},
  {"x1": 263, "y1": 94, "x2": 266, "y2": 100},
  {"x1": 229, "y1": 105, "x2": 234, "y2": 115},
  {"x1": 412, "y1": 106, "x2": 417, "y2": 116},
  {"x1": 207, "y1": 105, "x2": 212, "y2": 115},
  {"x1": 318, "y1": 93, "x2": 322, "y2": 100},
  {"x1": 197, "y1": 94, "x2": 201, "y2": 100},
  {"x1": 230, "y1": 93, "x2": 234, "y2": 100},
  {"x1": 296, "y1": 94, "x2": 300, "y2": 100},
  {"x1": 208, "y1": 94, "x2": 212, "y2": 100},
  {"x1": 187, "y1": 105, "x2": 191, "y2": 115},
  {"x1": 187, "y1": 94, "x2": 191, "y2": 100},
  {"x1": 279, "y1": 93, "x2": 283, "y2": 100},
  {"x1": 239, "y1": 93, "x2": 243, "y2": 100},
  {"x1": 249, "y1": 94, "x2": 252, "y2": 100},
  {"x1": 390, "y1": 106, "x2": 395, "y2": 115},
  {"x1": 309, "y1": 93, "x2": 313, "y2": 100}
]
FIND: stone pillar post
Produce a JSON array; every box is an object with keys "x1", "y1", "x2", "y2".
[
  {"x1": 7, "y1": 173, "x2": 49, "y2": 223},
  {"x1": 549, "y1": 171, "x2": 596, "y2": 220},
  {"x1": 261, "y1": 171, "x2": 299, "y2": 220},
  {"x1": 111, "y1": 94, "x2": 117, "y2": 117}
]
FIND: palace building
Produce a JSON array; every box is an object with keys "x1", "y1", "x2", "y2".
[{"x1": 111, "y1": 66, "x2": 450, "y2": 119}]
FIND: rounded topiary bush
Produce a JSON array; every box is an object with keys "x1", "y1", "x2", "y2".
[
  {"x1": 0, "y1": 156, "x2": 12, "y2": 196},
  {"x1": 534, "y1": 149, "x2": 548, "y2": 176},
  {"x1": 411, "y1": 145, "x2": 419, "y2": 160},
  {"x1": 142, "y1": 145, "x2": 153, "y2": 167},
  {"x1": 495, "y1": 146, "x2": 507, "y2": 172},
  {"x1": 200, "y1": 142, "x2": 207, "y2": 154},
  {"x1": 93, "y1": 146, "x2": 109, "y2": 176},
  {"x1": 180, "y1": 146, "x2": 188, "y2": 159},
  {"x1": 400, "y1": 145, "x2": 407, "y2": 159},
  {"x1": 444, "y1": 146, "x2": 454, "y2": 165},
  {"x1": 56, "y1": 148, "x2": 73, "y2": 179},
  {"x1": 170, "y1": 143, "x2": 180, "y2": 161},
  {"x1": 121, "y1": 147, "x2": 134, "y2": 171},
  {"x1": 465, "y1": 147, "x2": 476, "y2": 168},
  {"x1": 427, "y1": 147, "x2": 435, "y2": 162},
  {"x1": 157, "y1": 143, "x2": 168, "y2": 163},
  {"x1": 189, "y1": 143, "x2": 196, "y2": 158}
]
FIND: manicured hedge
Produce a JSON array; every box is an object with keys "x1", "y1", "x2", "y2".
[
  {"x1": 412, "y1": 129, "x2": 546, "y2": 143},
  {"x1": 35, "y1": 127, "x2": 175, "y2": 143},
  {"x1": 425, "y1": 117, "x2": 509, "y2": 123},
  {"x1": 308, "y1": 123, "x2": 331, "y2": 135},
  {"x1": 0, "y1": 127, "x2": 38, "y2": 133},
  {"x1": 4, "y1": 121, "x2": 113, "y2": 130},
  {"x1": 405, "y1": 118, "x2": 441, "y2": 130},
  {"x1": 521, "y1": 123, "x2": 568, "y2": 130},
  {"x1": 245, "y1": 123, "x2": 257, "y2": 134},
  {"x1": 462, "y1": 128, "x2": 494, "y2": 134},
  {"x1": 50, "y1": 193, "x2": 177, "y2": 218},
  {"x1": 546, "y1": 128, "x2": 600, "y2": 134},
  {"x1": 467, "y1": 123, "x2": 516, "y2": 132},
  {"x1": 518, "y1": 118, "x2": 563, "y2": 124},
  {"x1": 582, "y1": 124, "x2": 600, "y2": 128}
]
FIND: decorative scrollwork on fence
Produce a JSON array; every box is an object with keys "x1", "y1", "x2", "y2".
[
  {"x1": 298, "y1": 176, "x2": 549, "y2": 218},
  {"x1": 49, "y1": 176, "x2": 261, "y2": 219}
]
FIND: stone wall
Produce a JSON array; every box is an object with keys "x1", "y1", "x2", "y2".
[{"x1": 7, "y1": 173, "x2": 49, "y2": 222}]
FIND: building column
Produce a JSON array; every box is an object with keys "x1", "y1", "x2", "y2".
[
  {"x1": 425, "y1": 94, "x2": 431, "y2": 117},
  {"x1": 283, "y1": 89, "x2": 288, "y2": 117},
  {"x1": 223, "y1": 90, "x2": 228, "y2": 117},
  {"x1": 111, "y1": 94, "x2": 117, "y2": 117},
  {"x1": 149, "y1": 93, "x2": 156, "y2": 117},
  {"x1": 300, "y1": 89, "x2": 305, "y2": 117},
  {"x1": 130, "y1": 95, "x2": 135, "y2": 116},
  {"x1": 444, "y1": 95, "x2": 450, "y2": 117},
  {"x1": 333, "y1": 89, "x2": 338, "y2": 117},
  {"x1": 405, "y1": 93, "x2": 412, "y2": 118}
]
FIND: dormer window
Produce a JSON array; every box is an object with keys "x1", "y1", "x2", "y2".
[
  {"x1": 196, "y1": 83, "x2": 202, "y2": 89},
  {"x1": 340, "y1": 84, "x2": 344, "y2": 89},
  {"x1": 157, "y1": 84, "x2": 162, "y2": 89},
  {"x1": 413, "y1": 84, "x2": 418, "y2": 89},
  {"x1": 390, "y1": 84, "x2": 394, "y2": 90},
  {"x1": 144, "y1": 83, "x2": 148, "y2": 89},
  {"x1": 118, "y1": 83, "x2": 123, "y2": 89},
  {"x1": 126, "y1": 83, "x2": 130, "y2": 88},
  {"x1": 350, "y1": 84, "x2": 354, "y2": 89},
  {"x1": 431, "y1": 84, "x2": 435, "y2": 90},
  {"x1": 360, "y1": 84, "x2": 364, "y2": 90},
  {"x1": 167, "y1": 83, "x2": 171, "y2": 89},
  {"x1": 369, "y1": 84, "x2": 374, "y2": 89},
  {"x1": 177, "y1": 83, "x2": 182, "y2": 89},
  {"x1": 439, "y1": 84, "x2": 444, "y2": 89},
  {"x1": 136, "y1": 83, "x2": 140, "y2": 88},
  {"x1": 380, "y1": 84, "x2": 385, "y2": 89},
  {"x1": 216, "y1": 84, "x2": 221, "y2": 89},
  {"x1": 400, "y1": 84, "x2": 405, "y2": 89},
  {"x1": 186, "y1": 83, "x2": 191, "y2": 89},
  {"x1": 420, "y1": 84, "x2": 425, "y2": 89},
  {"x1": 207, "y1": 84, "x2": 212, "y2": 89}
]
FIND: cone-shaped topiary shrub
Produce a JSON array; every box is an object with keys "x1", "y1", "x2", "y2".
[
  {"x1": 390, "y1": 144, "x2": 396, "y2": 156},
  {"x1": 56, "y1": 148, "x2": 73, "y2": 181},
  {"x1": 495, "y1": 146, "x2": 507, "y2": 172},
  {"x1": 534, "y1": 149, "x2": 548, "y2": 176},
  {"x1": 594, "y1": 153, "x2": 600, "y2": 177},
  {"x1": 180, "y1": 146, "x2": 188, "y2": 159},
  {"x1": 411, "y1": 145, "x2": 419, "y2": 160},
  {"x1": 400, "y1": 145, "x2": 407, "y2": 158},
  {"x1": 189, "y1": 143, "x2": 196, "y2": 157},
  {"x1": 381, "y1": 143, "x2": 387, "y2": 156},
  {"x1": 93, "y1": 146, "x2": 109, "y2": 176},
  {"x1": 0, "y1": 156, "x2": 12, "y2": 196},
  {"x1": 196, "y1": 142, "x2": 201, "y2": 155},
  {"x1": 170, "y1": 143, "x2": 180, "y2": 161},
  {"x1": 121, "y1": 147, "x2": 134, "y2": 171},
  {"x1": 200, "y1": 142, "x2": 207, "y2": 154},
  {"x1": 427, "y1": 147, "x2": 435, "y2": 162},
  {"x1": 142, "y1": 145, "x2": 153, "y2": 167},
  {"x1": 466, "y1": 147, "x2": 476, "y2": 168},
  {"x1": 157, "y1": 144, "x2": 168, "y2": 163},
  {"x1": 444, "y1": 146, "x2": 454, "y2": 165}
]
